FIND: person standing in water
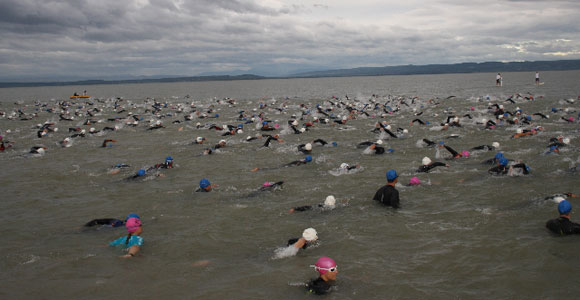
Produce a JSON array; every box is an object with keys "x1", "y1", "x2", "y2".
[
  {"x1": 109, "y1": 215, "x2": 143, "y2": 258},
  {"x1": 546, "y1": 200, "x2": 580, "y2": 235},
  {"x1": 372, "y1": 169, "x2": 400, "y2": 208},
  {"x1": 535, "y1": 71, "x2": 540, "y2": 85},
  {"x1": 306, "y1": 256, "x2": 338, "y2": 295},
  {"x1": 496, "y1": 73, "x2": 502, "y2": 87}
]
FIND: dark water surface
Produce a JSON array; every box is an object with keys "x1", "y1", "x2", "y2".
[{"x1": 0, "y1": 71, "x2": 579, "y2": 299}]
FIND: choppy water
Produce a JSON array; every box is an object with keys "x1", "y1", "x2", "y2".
[{"x1": 0, "y1": 71, "x2": 579, "y2": 299}]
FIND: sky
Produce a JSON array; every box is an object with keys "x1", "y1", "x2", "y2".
[{"x1": 1, "y1": 0, "x2": 579, "y2": 81}]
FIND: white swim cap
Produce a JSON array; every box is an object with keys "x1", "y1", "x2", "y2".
[
  {"x1": 90, "y1": 127, "x2": 95, "y2": 132},
  {"x1": 563, "y1": 138, "x2": 570, "y2": 144},
  {"x1": 196, "y1": 137, "x2": 203, "y2": 142},
  {"x1": 156, "y1": 120, "x2": 161, "y2": 125},
  {"x1": 237, "y1": 129, "x2": 243, "y2": 134},
  {"x1": 340, "y1": 163, "x2": 349, "y2": 169},
  {"x1": 325, "y1": 119, "x2": 329, "y2": 123},
  {"x1": 37, "y1": 148, "x2": 45, "y2": 154},
  {"x1": 251, "y1": 118, "x2": 255, "y2": 122},
  {"x1": 342, "y1": 116, "x2": 347, "y2": 121},
  {"x1": 554, "y1": 196, "x2": 566, "y2": 203},
  {"x1": 403, "y1": 129, "x2": 408, "y2": 133},
  {"x1": 498, "y1": 115, "x2": 504, "y2": 119},
  {"x1": 422, "y1": 156, "x2": 432, "y2": 166},
  {"x1": 565, "y1": 108, "x2": 570, "y2": 112},
  {"x1": 53, "y1": 128, "x2": 58, "y2": 132},
  {"x1": 376, "y1": 140, "x2": 383, "y2": 145},
  {"x1": 516, "y1": 128, "x2": 523, "y2": 134},
  {"x1": 305, "y1": 143, "x2": 312, "y2": 151},
  {"x1": 313, "y1": 116, "x2": 318, "y2": 120},
  {"x1": 482, "y1": 118, "x2": 487, "y2": 123},
  {"x1": 64, "y1": 138, "x2": 70, "y2": 142},
  {"x1": 196, "y1": 122, "x2": 201, "y2": 126},
  {"x1": 454, "y1": 117, "x2": 459, "y2": 122},
  {"x1": 300, "y1": 128, "x2": 306, "y2": 133},
  {"x1": 492, "y1": 142, "x2": 500, "y2": 148},
  {"x1": 292, "y1": 120, "x2": 298, "y2": 126},
  {"x1": 219, "y1": 139, "x2": 226, "y2": 144},
  {"x1": 81, "y1": 129, "x2": 86, "y2": 134},
  {"x1": 302, "y1": 228, "x2": 318, "y2": 241},
  {"x1": 386, "y1": 125, "x2": 392, "y2": 130},
  {"x1": 324, "y1": 195, "x2": 336, "y2": 207},
  {"x1": 246, "y1": 136, "x2": 252, "y2": 141},
  {"x1": 499, "y1": 105, "x2": 504, "y2": 109}
]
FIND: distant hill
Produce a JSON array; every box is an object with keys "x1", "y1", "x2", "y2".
[
  {"x1": 1, "y1": 60, "x2": 579, "y2": 88},
  {"x1": 0, "y1": 74, "x2": 265, "y2": 88},
  {"x1": 290, "y1": 60, "x2": 580, "y2": 78}
]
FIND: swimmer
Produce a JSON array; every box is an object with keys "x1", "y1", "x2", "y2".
[
  {"x1": 126, "y1": 169, "x2": 147, "y2": 180},
  {"x1": 288, "y1": 228, "x2": 318, "y2": 249},
  {"x1": 109, "y1": 163, "x2": 131, "y2": 175},
  {"x1": 339, "y1": 162, "x2": 360, "y2": 172},
  {"x1": 252, "y1": 155, "x2": 313, "y2": 172},
  {"x1": 421, "y1": 138, "x2": 437, "y2": 147},
  {"x1": 471, "y1": 142, "x2": 500, "y2": 151},
  {"x1": 262, "y1": 134, "x2": 283, "y2": 147},
  {"x1": 109, "y1": 215, "x2": 143, "y2": 258},
  {"x1": 148, "y1": 156, "x2": 174, "y2": 170},
  {"x1": 546, "y1": 200, "x2": 580, "y2": 235},
  {"x1": 59, "y1": 137, "x2": 72, "y2": 148},
  {"x1": 548, "y1": 137, "x2": 570, "y2": 148},
  {"x1": 307, "y1": 257, "x2": 338, "y2": 295},
  {"x1": 29, "y1": 146, "x2": 46, "y2": 155},
  {"x1": 438, "y1": 142, "x2": 464, "y2": 158},
  {"x1": 194, "y1": 137, "x2": 206, "y2": 144},
  {"x1": 417, "y1": 157, "x2": 449, "y2": 173},
  {"x1": 196, "y1": 178, "x2": 217, "y2": 192},
  {"x1": 214, "y1": 140, "x2": 227, "y2": 149},
  {"x1": 259, "y1": 181, "x2": 284, "y2": 191},
  {"x1": 407, "y1": 176, "x2": 421, "y2": 186},
  {"x1": 546, "y1": 145, "x2": 560, "y2": 154},
  {"x1": 372, "y1": 169, "x2": 400, "y2": 208},
  {"x1": 297, "y1": 143, "x2": 312, "y2": 154},
  {"x1": 482, "y1": 152, "x2": 506, "y2": 165},
  {"x1": 101, "y1": 139, "x2": 116, "y2": 147},
  {"x1": 289, "y1": 195, "x2": 337, "y2": 213}
]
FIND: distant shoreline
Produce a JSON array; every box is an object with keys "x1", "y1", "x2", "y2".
[{"x1": 1, "y1": 59, "x2": 579, "y2": 88}]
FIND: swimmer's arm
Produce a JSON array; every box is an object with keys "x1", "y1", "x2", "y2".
[
  {"x1": 292, "y1": 238, "x2": 307, "y2": 249},
  {"x1": 122, "y1": 245, "x2": 140, "y2": 258},
  {"x1": 565, "y1": 193, "x2": 578, "y2": 198}
]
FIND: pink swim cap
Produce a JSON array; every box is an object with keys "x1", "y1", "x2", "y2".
[
  {"x1": 461, "y1": 151, "x2": 470, "y2": 158},
  {"x1": 262, "y1": 181, "x2": 272, "y2": 187},
  {"x1": 569, "y1": 117, "x2": 574, "y2": 122},
  {"x1": 470, "y1": 106, "x2": 475, "y2": 111},
  {"x1": 126, "y1": 217, "x2": 141, "y2": 233},
  {"x1": 490, "y1": 125, "x2": 495, "y2": 129},
  {"x1": 313, "y1": 256, "x2": 337, "y2": 275},
  {"x1": 409, "y1": 176, "x2": 421, "y2": 185},
  {"x1": 274, "y1": 124, "x2": 280, "y2": 128}
]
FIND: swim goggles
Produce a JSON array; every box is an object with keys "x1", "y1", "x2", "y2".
[{"x1": 311, "y1": 265, "x2": 338, "y2": 273}]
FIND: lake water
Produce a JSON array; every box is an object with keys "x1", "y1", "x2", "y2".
[{"x1": 0, "y1": 71, "x2": 579, "y2": 299}]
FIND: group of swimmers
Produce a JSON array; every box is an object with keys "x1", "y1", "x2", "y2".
[{"x1": 2, "y1": 87, "x2": 578, "y2": 295}]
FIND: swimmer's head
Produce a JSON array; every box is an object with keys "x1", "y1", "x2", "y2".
[
  {"x1": 340, "y1": 163, "x2": 349, "y2": 169},
  {"x1": 494, "y1": 152, "x2": 504, "y2": 159},
  {"x1": 324, "y1": 195, "x2": 336, "y2": 207},
  {"x1": 409, "y1": 176, "x2": 421, "y2": 186},
  {"x1": 403, "y1": 129, "x2": 408, "y2": 134},
  {"x1": 569, "y1": 117, "x2": 574, "y2": 122},
  {"x1": 262, "y1": 181, "x2": 272, "y2": 188},
  {"x1": 126, "y1": 213, "x2": 140, "y2": 220},
  {"x1": 292, "y1": 120, "x2": 298, "y2": 126},
  {"x1": 125, "y1": 217, "x2": 141, "y2": 233},
  {"x1": 559, "y1": 200, "x2": 572, "y2": 215},
  {"x1": 552, "y1": 107, "x2": 557, "y2": 112},
  {"x1": 563, "y1": 138, "x2": 570, "y2": 145},
  {"x1": 376, "y1": 140, "x2": 383, "y2": 145},
  {"x1": 312, "y1": 256, "x2": 337, "y2": 275},
  {"x1": 305, "y1": 155, "x2": 313, "y2": 163},
  {"x1": 300, "y1": 128, "x2": 306, "y2": 133},
  {"x1": 196, "y1": 137, "x2": 204, "y2": 143},
  {"x1": 439, "y1": 141, "x2": 444, "y2": 146},
  {"x1": 553, "y1": 196, "x2": 566, "y2": 203},
  {"x1": 386, "y1": 169, "x2": 398, "y2": 182},
  {"x1": 200, "y1": 178, "x2": 211, "y2": 189},
  {"x1": 332, "y1": 141, "x2": 337, "y2": 147},
  {"x1": 302, "y1": 228, "x2": 318, "y2": 241},
  {"x1": 492, "y1": 142, "x2": 500, "y2": 148},
  {"x1": 499, "y1": 157, "x2": 509, "y2": 166},
  {"x1": 461, "y1": 151, "x2": 470, "y2": 158},
  {"x1": 481, "y1": 118, "x2": 487, "y2": 123},
  {"x1": 516, "y1": 128, "x2": 523, "y2": 134},
  {"x1": 305, "y1": 143, "x2": 312, "y2": 151},
  {"x1": 165, "y1": 156, "x2": 173, "y2": 165},
  {"x1": 386, "y1": 125, "x2": 392, "y2": 130},
  {"x1": 422, "y1": 157, "x2": 432, "y2": 166},
  {"x1": 137, "y1": 169, "x2": 146, "y2": 176},
  {"x1": 219, "y1": 139, "x2": 226, "y2": 145}
]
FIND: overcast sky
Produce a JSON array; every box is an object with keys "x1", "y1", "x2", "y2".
[{"x1": 1, "y1": 0, "x2": 579, "y2": 81}]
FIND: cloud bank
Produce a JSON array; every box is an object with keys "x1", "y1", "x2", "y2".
[{"x1": 1, "y1": 0, "x2": 579, "y2": 80}]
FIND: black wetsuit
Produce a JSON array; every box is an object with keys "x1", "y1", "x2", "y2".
[
  {"x1": 442, "y1": 145, "x2": 460, "y2": 157},
  {"x1": 417, "y1": 162, "x2": 447, "y2": 173},
  {"x1": 372, "y1": 185, "x2": 400, "y2": 208},
  {"x1": 283, "y1": 160, "x2": 308, "y2": 167},
  {"x1": 297, "y1": 144, "x2": 312, "y2": 154},
  {"x1": 259, "y1": 181, "x2": 284, "y2": 191},
  {"x1": 471, "y1": 145, "x2": 494, "y2": 151},
  {"x1": 546, "y1": 217, "x2": 580, "y2": 235},
  {"x1": 422, "y1": 139, "x2": 436, "y2": 147},
  {"x1": 84, "y1": 218, "x2": 123, "y2": 227},
  {"x1": 292, "y1": 203, "x2": 324, "y2": 212},
  {"x1": 307, "y1": 277, "x2": 332, "y2": 295},
  {"x1": 488, "y1": 165, "x2": 508, "y2": 175},
  {"x1": 312, "y1": 139, "x2": 328, "y2": 146}
]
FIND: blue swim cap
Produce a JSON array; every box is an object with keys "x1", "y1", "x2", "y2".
[
  {"x1": 387, "y1": 148, "x2": 395, "y2": 153},
  {"x1": 499, "y1": 157, "x2": 508, "y2": 166},
  {"x1": 552, "y1": 108, "x2": 557, "y2": 112},
  {"x1": 549, "y1": 146, "x2": 558, "y2": 152},
  {"x1": 332, "y1": 142, "x2": 338, "y2": 147},
  {"x1": 137, "y1": 169, "x2": 146, "y2": 176},
  {"x1": 386, "y1": 169, "x2": 398, "y2": 182},
  {"x1": 166, "y1": 156, "x2": 173, "y2": 161},
  {"x1": 262, "y1": 121, "x2": 268, "y2": 125},
  {"x1": 527, "y1": 115, "x2": 532, "y2": 120},
  {"x1": 439, "y1": 141, "x2": 445, "y2": 145},
  {"x1": 494, "y1": 152, "x2": 504, "y2": 159},
  {"x1": 200, "y1": 178, "x2": 211, "y2": 188},
  {"x1": 237, "y1": 124, "x2": 243, "y2": 128},
  {"x1": 559, "y1": 200, "x2": 572, "y2": 214},
  {"x1": 126, "y1": 213, "x2": 140, "y2": 220},
  {"x1": 305, "y1": 155, "x2": 313, "y2": 162},
  {"x1": 426, "y1": 121, "x2": 430, "y2": 125}
]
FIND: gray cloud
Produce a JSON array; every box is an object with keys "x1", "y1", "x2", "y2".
[{"x1": 0, "y1": 0, "x2": 579, "y2": 81}]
